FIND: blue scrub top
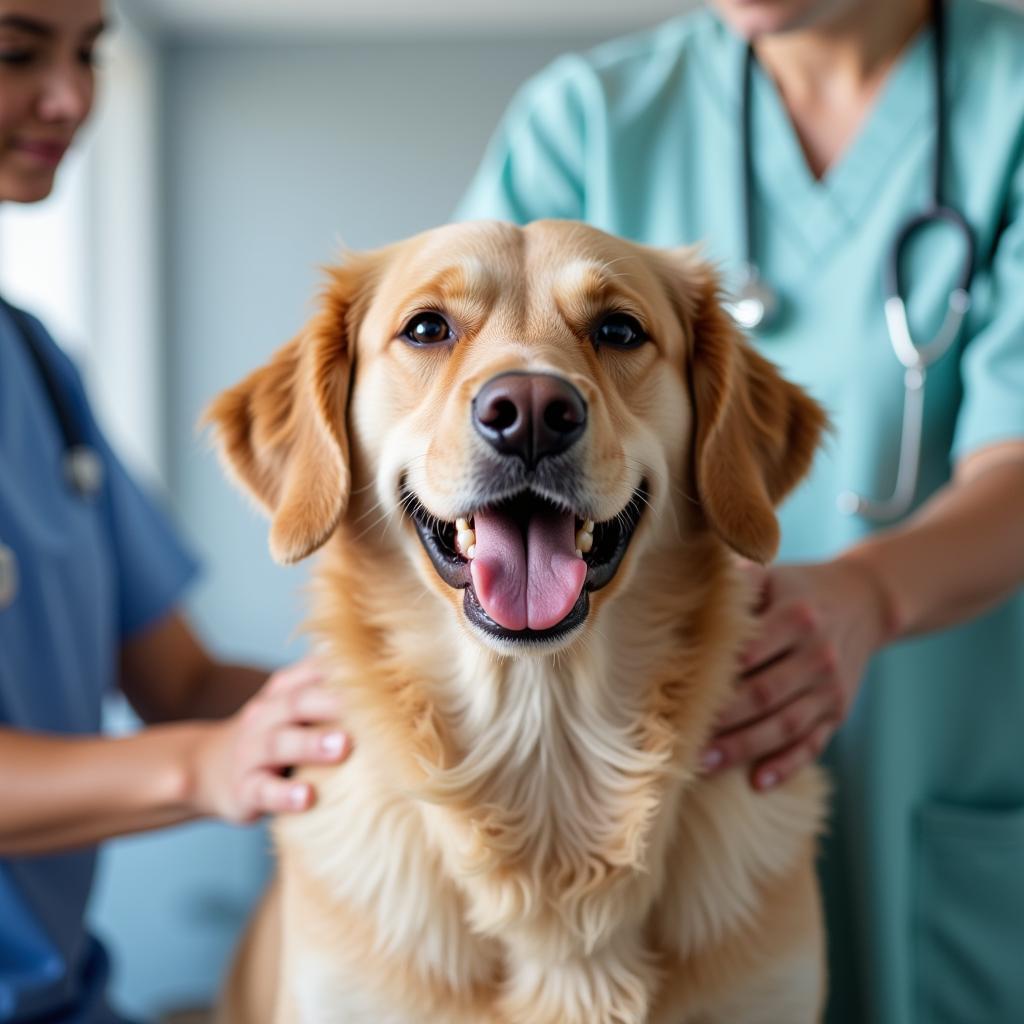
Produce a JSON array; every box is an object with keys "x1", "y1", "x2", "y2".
[
  {"x1": 0, "y1": 302, "x2": 198, "y2": 1022},
  {"x1": 456, "y1": 2, "x2": 1024, "y2": 1021}
]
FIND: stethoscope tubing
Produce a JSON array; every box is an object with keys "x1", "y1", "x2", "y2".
[
  {"x1": 882, "y1": 204, "x2": 974, "y2": 371},
  {"x1": 732, "y1": 0, "x2": 975, "y2": 523},
  {"x1": 1, "y1": 297, "x2": 104, "y2": 499}
]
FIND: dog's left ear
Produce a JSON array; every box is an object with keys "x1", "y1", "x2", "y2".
[
  {"x1": 680, "y1": 261, "x2": 828, "y2": 563},
  {"x1": 203, "y1": 263, "x2": 368, "y2": 565}
]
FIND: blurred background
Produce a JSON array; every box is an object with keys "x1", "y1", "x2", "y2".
[{"x1": 0, "y1": 0, "x2": 697, "y2": 1016}]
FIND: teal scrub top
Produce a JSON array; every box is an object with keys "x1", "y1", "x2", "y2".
[{"x1": 456, "y1": 3, "x2": 1024, "y2": 1021}]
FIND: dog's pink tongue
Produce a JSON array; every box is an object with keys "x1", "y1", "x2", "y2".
[{"x1": 470, "y1": 507, "x2": 587, "y2": 632}]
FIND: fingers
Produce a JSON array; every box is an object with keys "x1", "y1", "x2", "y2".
[
  {"x1": 262, "y1": 656, "x2": 326, "y2": 696},
  {"x1": 704, "y1": 561, "x2": 870, "y2": 793},
  {"x1": 750, "y1": 718, "x2": 836, "y2": 791},
  {"x1": 248, "y1": 678, "x2": 343, "y2": 731},
  {"x1": 221, "y1": 722, "x2": 346, "y2": 824},
  {"x1": 240, "y1": 683, "x2": 350, "y2": 774},
  {"x1": 239, "y1": 772, "x2": 316, "y2": 819},
  {"x1": 262, "y1": 725, "x2": 349, "y2": 769},
  {"x1": 214, "y1": 661, "x2": 351, "y2": 825},
  {"x1": 704, "y1": 686, "x2": 830, "y2": 772},
  {"x1": 715, "y1": 640, "x2": 836, "y2": 734},
  {"x1": 739, "y1": 598, "x2": 820, "y2": 673},
  {"x1": 229, "y1": 721, "x2": 348, "y2": 823},
  {"x1": 277, "y1": 683, "x2": 342, "y2": 725}
]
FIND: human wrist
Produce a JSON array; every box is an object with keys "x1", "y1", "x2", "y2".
[
  {"x1": 155, "y1": 720, "x2": 219, "y2": 819},
  {"x1": 835, "y1": 545, "x2": 904, "y2": 649}
]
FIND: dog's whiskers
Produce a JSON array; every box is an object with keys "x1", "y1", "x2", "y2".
[
  {"x1": 351, "y1": 503, "x2": 401, "y2": 544},
  {"x1": 351, "y1": 498, "x2": 389, "y2": 526}
]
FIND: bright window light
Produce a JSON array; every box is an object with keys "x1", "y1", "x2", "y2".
[{"x1": 0, "y1": 144, "x2": 93, "y2": 360}]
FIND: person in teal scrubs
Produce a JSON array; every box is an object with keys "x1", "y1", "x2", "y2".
[
  {"x1": 0, "y1": 3, "x2": 352, "y2": 1020},
  {"x1": 457, "y1": 0, "x2": 1024, "y2": 1020}
]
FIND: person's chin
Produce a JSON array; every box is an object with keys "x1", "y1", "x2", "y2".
[
  {"x1": 712, "y1": 0, "x2": 833, "y2": 37},
  {"x1": 0, "y1": 168, "x2": 57, "y2": 204}
]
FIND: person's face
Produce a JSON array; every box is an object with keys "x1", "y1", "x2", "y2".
[
  {"x1": 0, "y1": 0, "x2": 104, "y2": 203},
  {"x1": 710, "y1": 0, "x2": 858, "y2": 39}
]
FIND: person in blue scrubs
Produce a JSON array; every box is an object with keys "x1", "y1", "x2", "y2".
[
  {"x1": 0, "y1": 4, "x2": 352, "y2": 1021},
  {"x1": 457, "y1": 0, "x2": 1024, "y2": 1021}
]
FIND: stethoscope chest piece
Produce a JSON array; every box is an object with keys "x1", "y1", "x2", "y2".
[
  {"x1": 724, "y1": 263, "x2": 781, "y2": 331},
  {"x1": 0, "y1": 542, "x2": 18, "y2": 610}
]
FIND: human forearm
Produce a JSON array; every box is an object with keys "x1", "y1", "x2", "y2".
[
  {"x1": 0, "y1": 723, "x2": 209, "y2": 856},
  {"x1": 120, "y1": 612, "x2": 268, "y2": 723},
  {"x1": 840, "y1": 453, "x2": 1024, "y2": 641},
  {"x1": 170, "y1": 662, "x2": 268, "y2": 720},
  {"x1": 0, "y1": 660, "x2": 349, "y2": 856}
]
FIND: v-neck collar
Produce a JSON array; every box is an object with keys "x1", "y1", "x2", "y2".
[
  {"x1": 700, "y1": 8, "x2": 953, "y2": 268},
  {"x1": 753, "y1": 25, "x2": 934, "y2": 261}
]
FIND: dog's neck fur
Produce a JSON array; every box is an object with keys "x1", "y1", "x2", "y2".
[{"x1": 280, "y1": 524, "x2": 820, "y2": 1023}]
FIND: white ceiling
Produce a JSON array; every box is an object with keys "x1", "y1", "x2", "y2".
[{"x1": 128, "y1": 0, "x2": 694, "y2": 38}]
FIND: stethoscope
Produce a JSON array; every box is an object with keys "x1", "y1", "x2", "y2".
[
  {"x1": 724, "y1": 0, "x2": 975, "y2": 523},
  {"x1": 0, "y1": 298, "x2": 104, "y2": 610}
]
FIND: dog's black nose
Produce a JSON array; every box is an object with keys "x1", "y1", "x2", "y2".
[{"x1": 472, "y1": 372, "x2": 587, "y2": 468}]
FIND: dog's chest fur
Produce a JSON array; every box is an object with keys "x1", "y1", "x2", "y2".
[{"x1": 274, "y1": 545, "x2": 823, "y2": 1024}]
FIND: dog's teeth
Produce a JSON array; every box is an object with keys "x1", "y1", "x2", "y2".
[
  {"x1": 456, "y1": 517, "x2": 470, "y2": 532},
  {"x1": 575, "y1": 518, "x2": 594, "y2": 556},
  {"x1": 457, "y1": 528, "x2": 477, "y2": 557}
]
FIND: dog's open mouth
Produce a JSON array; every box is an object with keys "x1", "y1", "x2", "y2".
[{"x1": 406, "y1": 484, "x2": 647, "y2": 643}]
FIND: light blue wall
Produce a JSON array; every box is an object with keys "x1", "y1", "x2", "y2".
[{"x1": 88, "y1": 32, "x2": 607, "y2": 1019}]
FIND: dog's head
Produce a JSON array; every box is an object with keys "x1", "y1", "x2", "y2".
[{"x1": 205, "y1": 220, "x2": 824, "y2": 654}]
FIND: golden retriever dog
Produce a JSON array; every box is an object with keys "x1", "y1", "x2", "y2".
[{"x1": 206, "y1": 219, "x2": 829, "y2": 1024}]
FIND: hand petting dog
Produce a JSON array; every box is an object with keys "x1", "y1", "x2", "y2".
[{"x1": 705, "y1": 559, "x2": 889, "y2": 789}]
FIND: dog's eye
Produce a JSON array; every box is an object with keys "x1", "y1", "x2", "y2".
[
  {"x1": 402, "y1": 312, "x2": 453, "y2": 346},
  {"x1": 593, "y1": 313, "x2": 648, "y2": 350}
]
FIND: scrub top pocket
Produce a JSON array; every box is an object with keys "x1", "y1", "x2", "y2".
[{"x1": 913, "y1": 801, "x2": 1024, "y2": 1024}]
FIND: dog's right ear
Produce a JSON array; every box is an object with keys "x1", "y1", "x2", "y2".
[{"x1": 203, "y1": 263, "x2": 368, "y2": 565}]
